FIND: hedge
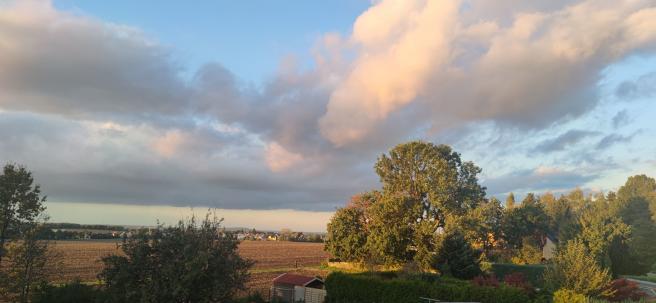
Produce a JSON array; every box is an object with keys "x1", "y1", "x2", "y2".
[
  {"x1": 490, "y1": 263, "x2": 546, "y2": 287},
  {"x1": 325, "y1": 272, "x2": 530, "y2": 303}
]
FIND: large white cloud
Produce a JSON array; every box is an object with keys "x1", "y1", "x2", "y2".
[{"x1": 318, "y1": 0, "x2": 656, "y2": 145}]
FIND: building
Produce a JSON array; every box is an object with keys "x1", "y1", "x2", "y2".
[{"x1": 270, "y1": 273, "x2": 326, "y2": 303}]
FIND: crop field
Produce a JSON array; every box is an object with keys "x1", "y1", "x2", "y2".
[{"x1": 48, "y1": 240, "x2": 330, "y2": 294}]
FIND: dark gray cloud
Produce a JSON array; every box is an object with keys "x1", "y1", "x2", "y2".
[{"x1": 533, "y1": 130, "x2": 599, "y2": 153}]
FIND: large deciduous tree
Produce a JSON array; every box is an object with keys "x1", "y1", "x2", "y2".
[{"x1": 374, "y1": 141, "x2": 486, "y2": 226}]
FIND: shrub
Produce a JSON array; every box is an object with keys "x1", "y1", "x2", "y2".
[
  {"x1": 99, "y1": 214, "x2": 252, "y2": 303},
  {"x1": 31, "y1": 280, "x2": 104, "y2": 303},
  {"x1": 603, "y1": 279, "x2": 646, "y2": 302},
  {"x1": 544, "y1": 239, "x2": 612, "y2": 297},
  {"x1": 472, "y1": 274, "x2": 500, "y2": 288},
  {"x1": 503, "y1": 272, "x2": 534, "y2": 295},
  {"x1": 553, "y1": 289, "x2": 587, "y2": 303},
  {"x1": 490, "y1": 263, "x2": 546, "y2": 287},
  {"x1": 325, "y1": 272, "x2": 530, "y2": 303}
]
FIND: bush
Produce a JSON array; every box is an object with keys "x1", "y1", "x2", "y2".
[
  {"x1": 472, "y1": 274, "x2": 500, "y2": 288},
  {"x1": 553, "y1": 289, "x2": 587, "y2": 303},
  {"x1": 503, "y1": 272, "x2": 533, "y2": 295},
  {"x1": 99, "y1": 214, "x2": 252, "y2": 303},
  {"x1": 544, "y1": 240, "x2": 612, "y2": 297},
  {"x1": 491, "y1": 263, "x2": 546, "y2": 287},
  {"x1": 603, "y1": 279, "x2": 646, "y2": 302},
  {"x1": 325, "y1": 272, "x2": 530, "y2": 303},
  {"x1": 31, "y1": 281, "x2": 104, "y2": 303}
]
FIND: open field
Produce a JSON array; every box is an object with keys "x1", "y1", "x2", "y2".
[{"x1": 48, "y1": 240, "x2": 330, "y2": 287}]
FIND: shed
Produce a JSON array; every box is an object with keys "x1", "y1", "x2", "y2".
[{"x1": 270, "y1": 273, "x2": 326, "y2": 303}]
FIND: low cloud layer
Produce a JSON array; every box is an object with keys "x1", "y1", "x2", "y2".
[{"x1": 0, "y1": 0, "x2": 655, "y2": 212}]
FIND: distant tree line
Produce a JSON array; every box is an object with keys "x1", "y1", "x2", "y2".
[{"x1": 326, "y1": 141, "x2": 656, "y2": 298}]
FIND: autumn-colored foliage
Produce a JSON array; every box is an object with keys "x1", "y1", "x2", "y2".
[{"x1": 603, "y1": 278, "x2": 646, "y2": 302}]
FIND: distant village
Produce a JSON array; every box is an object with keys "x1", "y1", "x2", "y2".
[{"x1": 39, "y1": 223, "x2": 325, "y2": 243}]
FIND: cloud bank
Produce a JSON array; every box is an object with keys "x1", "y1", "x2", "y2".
[{"x1": 0, "y1": 0, "x2": 655, "y2": 212}]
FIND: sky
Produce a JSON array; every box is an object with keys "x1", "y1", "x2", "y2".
[{"x1": 1, "y1": 0, "x2": 655, "y2": 232}]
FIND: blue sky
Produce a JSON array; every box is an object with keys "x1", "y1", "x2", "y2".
[
  {"x1": 0, "y1": 0, "x2": 655, "y2": 231},
  {"x1": 53, "y1": 0, "x2": 370, "y2": 82}
]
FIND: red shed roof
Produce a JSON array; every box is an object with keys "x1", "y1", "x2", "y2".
[{"x1": 273, "y1": 273, "x2": 322, "y2": 287}]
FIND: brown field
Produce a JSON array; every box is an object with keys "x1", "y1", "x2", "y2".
[{"x1": 48, "y1": 239, "x2": 330, "y2": 295}]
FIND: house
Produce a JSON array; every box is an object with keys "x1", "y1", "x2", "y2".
[
  {"x1": 542, "y1": 233, "x2": 558, "y2": 260},
  {"x1": 270, "y1": 273, "x2": 326, "y2": 303}
]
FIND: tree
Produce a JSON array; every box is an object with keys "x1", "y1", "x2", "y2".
[
  {"x1": 0, "y1": 164, "x2": 46, "y2": 265},
  {"x1": 545, "y1": 239, "x2": 612, "y2": 297},
  {"x1": 325, "y1": 205, "x2": 369, "y2": 262},
  {"x1": 365, "y1": 193, "x2": 415, "y2": 266},
  {"x1": 543, "y1": 194, "x2": 577, "y2": 243},
  {"x1": 433, "y1": 229, "x2": 481, "y2": 279},
  {"x1": 2, "y1": 224, "x2": 51, "y2": 303},
  {"x1": 99, "y1": 213, "x2": 252, "y2": 303},
  {"x1": 373, "y1": 141, "x2": 486, "y2": 267},
  {"x1": 460, "y1": 197, "x2": 503, "y2": 255},
  {"x1": 501, "y1": 200, "x2": 549, "y2": 249},
  {"x1": 505, "y1": 193, "x2": 516, "y2": 209},
  {"x1": 374, "y1": 141, "x2": 486, "y2": 227}
]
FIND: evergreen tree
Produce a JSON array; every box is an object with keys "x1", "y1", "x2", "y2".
[{"x1": 433, "y1": 229, "x2": 481, "y2": 279}]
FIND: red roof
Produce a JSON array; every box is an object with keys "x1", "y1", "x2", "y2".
[{"x1": 273, "y1": 273, "x2": 321, "y2": 287}]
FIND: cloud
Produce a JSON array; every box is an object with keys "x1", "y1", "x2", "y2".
[
  {"x1": 612, "y1": 110, "x2": 631, "y2": 129},
  {"x1": 533, "y1": 129, "x2": 598, "y2": 153},
  {"x1": 318, "y1": 0, "x2": 656, "y2": 145},
  {"x1": 595, "y1": 131, "x2": 639, "y2": 150},
  {"x1": 0, "y1": 1, "x2": 190, "y2": 122},
  {"x1": 615, "y1": 71, "x2": 656, "y2": 100},
  {"x1": 0, "y1": 0, "x2": 655, "y2": 213},
  {"x1": 265, "y1": 142, "x2": 304, "y2": 172},
  {"x1": 484, "y1": 166, "x2": 598, "y2": 195}
]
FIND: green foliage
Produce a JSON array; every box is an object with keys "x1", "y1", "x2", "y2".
[
  {"x1": 433, "y1": 229, "x2": 481, "y2": 279},
  {"x1": 577, "y1": 196, "x2": 632, "y2": 274},
  {"x1": 511, "y1": 237, "x2": 544, "y2": 265},
  {"x1": 99, "y1": 213, "x2": 252, "y2": 303},
  {"x1": 490, "y1": 264, "x2": 546, "y2": 287},
  {"x1": 375, "y1": 141, "x2": 486, "y2": 222},
  {"x1": 31, "y1": 280, "x2": 104, "y2": 303},
  {"x1": 0, "y1": 164, "x2": 47, "y2": 266},
  {"x1": 501, "y1": 200, "x2": 549, "y2": 249},
  {"x1": 325, "y1": 205, "x2": 369, "y2": 262},
  {"x1": 460, "y1": 198, "x2": 503, "y2": 255},
  {"x1": 325, "y1": 272, "x2": 530, "y2": 303},
  {"x1": 366, "y1": 193, "x2": 415, "y2": 266},
  {"x1": 553, "y1": 289, "x2": 588, "y2": 303},
  {"x1": 545, "y1": 239, "x2": 612, "y2": 297}
]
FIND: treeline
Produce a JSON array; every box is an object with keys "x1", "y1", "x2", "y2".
[
  {"x1": 45, "y1": 223, "x2": 127, "y2": 231},
  {"x1": 326, "y1": 141, "x2": 656, "y2": 300}
]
